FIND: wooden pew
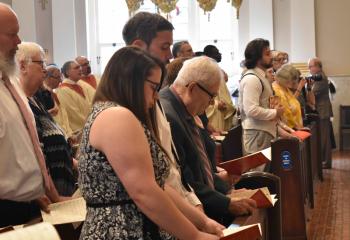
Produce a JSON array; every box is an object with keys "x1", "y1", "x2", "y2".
[
  {"x1": 232, "y1": 208, "x2": 267, "y2": 240},
  {"x1": 221, "y1": 124, "x2": 243, "y2": 161},
  {"x1": 216, "y1": 125, "x2": 319, "y2": 240},
  {"x1": 270, "y1": 138, "x2": 307, "y2": 240},
  {"x1": 235, "y1": 171, "x2": 282, "y2": 240},
  {"x1": 305, "y1": 113, "x2": 323, "y2": 182}
]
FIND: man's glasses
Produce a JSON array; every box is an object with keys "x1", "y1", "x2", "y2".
[
  {"x1": 31, "y1": 60, "x2": 46, "y2": 69},
  {"x1": 196, "y1": 82, "x2": 216, "y2": 101}
]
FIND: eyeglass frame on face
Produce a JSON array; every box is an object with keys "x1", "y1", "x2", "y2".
[
  {"x1": 30, "y1": 60, "x2": 46, "y2": 69},
  {"x1": 273, "y1": 57, "x2": 288, "y2": 64},
  {"x1": 145, "y1": 78, "x2": 161, "y2": 95},
  {"x1": 187, "y1": 82, "x2": 217, "y2": 103}
]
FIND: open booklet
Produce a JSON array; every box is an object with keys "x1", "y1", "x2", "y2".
[
  {"x1": 0, "y1": 222, "x2": 60, "y2": 240},
  {"x1": 231, "y1": 187, "x2": 278, "y2": 208},
  {"x1": 218, "y1": 147, "x2": 271, "y2": 175},
  {"x1": 221, "y1": 223, "x2": 262, "y2": 240},
  {"x1": 41, "y1": 197, "x2": 86, "y2": 225}
]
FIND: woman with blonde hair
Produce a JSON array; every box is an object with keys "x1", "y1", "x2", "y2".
[{"x1": 273, "y1": 64, "x2": 303, "y2": 130}]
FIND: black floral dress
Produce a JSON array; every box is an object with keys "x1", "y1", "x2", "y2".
[
  {"x1": 29, "y1": 96, "x2": 76, "y2": 196},
  {"x1": 78, "y1": 102, "x2": 175, "y2": 240}
]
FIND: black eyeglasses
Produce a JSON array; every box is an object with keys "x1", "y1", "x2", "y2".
[
  {"x1": 196, "y1": 82, "x2": 216, "y2": 100},
  {"x1": 31, "y1": 60, "x2": 46, "y2": 68},
  {"x1": 145, "y1": 79, "x2": 161, "y2": 93}
]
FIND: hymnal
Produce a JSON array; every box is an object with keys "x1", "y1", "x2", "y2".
[
  {"x1": 218, "y1": 148, "x2": 271, "y2": 175},
  {"x1": 231, "y1": 187, "x2": 278, "y2": 208},
  {"x1": 41, "y1": 197, "x2": 86, "y2": 225},
  {"x1": 0, "y1": 222, "x2": 60, "y2": 240},
  {"x1": 291, "y1": 130, "x2": 311, "y2": 141},
  {"x1": 221, "y1": 223, "x2": 262, "y2": 240}
]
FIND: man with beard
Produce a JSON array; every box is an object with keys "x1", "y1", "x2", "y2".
[
  {"x1": 0, "y1": 3, "x2": 65, "y2": 227},
  {"x1": 75, "y1": 56, "x2": 98, "y2": 89},
  {"x1": 239, "y1": 38, "x2": 284, "y2": 171}
]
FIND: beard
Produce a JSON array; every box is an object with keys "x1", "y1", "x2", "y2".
[
  {"x1": 262, "y1": 60, "x2": 273, "y2": 70},
  {"x1": 0, "y1": 51, "x2": 17, "y2": 77}
]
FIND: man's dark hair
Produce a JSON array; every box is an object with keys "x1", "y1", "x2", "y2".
[
  {"x1": 203, "y1": 45, "x2": 221, "y2": 62},
  {"x1": 244, "y1": 38, "x2": 270, "y2": 69},
  {"x1": 203, "y1": 45, "x2": 218, "y2": 56},
  {"x1": 61, "y1": 61, "x2": 74, "y2": 78},
  {"x1": 122, "y1": 12, "x2": 174, "y2": 46},
  {"x1": 172, "y1": 41, "x2": 188, "y2": 58},
  {"x1": 194, "y1": 51, "x2": 204, "y2": 57}
]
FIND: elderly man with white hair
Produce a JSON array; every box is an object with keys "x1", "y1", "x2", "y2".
[
  {"x1": 160, "y1": 56, "x2": 256, "y2": 226},
  {"x1": 0, "y1": 3, "x2": 65, "y2": 227}
]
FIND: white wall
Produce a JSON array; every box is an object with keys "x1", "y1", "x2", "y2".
[
  {"x1": 315, "y1": 0, "x2": 350, "y2": 76},
  {"x1": 273, "y1": 0, "x2": 291, "y2": 54},
  {"x1": 273, "y1": 0, "x2": 316, "y2": 62},
  {"x1": 12, "y1": 0, "x2": 37, "y2": 42},
  {"x1": 0, "y1": 0, "x2": 12, "y2": 5},
  {"x1": 51, "y1": 0, "x2": 87, "y2": 67},
  {"x1": 238, "y1": 0, "x2": 274, "y2": 60},
  {"x1": 52, "y1": 0, "x2": 77, "y2": 67},
  {"x1": 9, "y1": 0, "x2": 88, "y2": 67}
]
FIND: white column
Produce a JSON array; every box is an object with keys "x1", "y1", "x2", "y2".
[{"x1": 52, "y1": 0, "x2": 77, "y2": 67}]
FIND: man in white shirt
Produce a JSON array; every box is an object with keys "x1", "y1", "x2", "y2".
[
  {"x1": 0, "y1": 3, "x2": 63, "y2": 227},
  {"x1": 239, "y1": 38, "x2": 284, "y2": 170}
]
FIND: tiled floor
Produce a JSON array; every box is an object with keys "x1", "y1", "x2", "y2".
[{"x1": 307, "y1": 150, "x2": 350, "y2": 240}]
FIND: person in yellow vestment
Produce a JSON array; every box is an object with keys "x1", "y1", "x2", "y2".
[
  {"x1": 76, "y1": 56, "x2": 99, "y2": 89},
  {"x1": 273, "y1": 64, "x2": 303, "y2": 129},
  {"x1": 206, "y1": 71, "x2": 236, "y2": 132},
  {"x1": 56, "y1": 61, "x2": 95, "y2": 134}
]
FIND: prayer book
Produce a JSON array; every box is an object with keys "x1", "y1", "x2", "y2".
[
  {"x1": 0, "y1": 222, "x2": 60, "y2": 240},
  {"x1": 218, "y1": 148, "x2": 271, "y2": 175},
  {"x1": 231, "y1": 187, "x2": 278, "y2": 208},
  {"x1": 41, "y1": 197, "x2": 86, "y2": 225},
  {"x1": 291, "y1": 130, "x2": 311, "y2": 141},
  {"x1": 221, "y1": 223, "x2": 262, "y2": 240}
]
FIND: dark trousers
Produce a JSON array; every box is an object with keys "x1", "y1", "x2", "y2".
[{"x1": 0, "y1": 199, "x2": 40, "y2": 227}]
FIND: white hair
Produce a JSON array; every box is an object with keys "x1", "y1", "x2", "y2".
[
  {"x1": 173, "y1": 56, "x2": 223, "y2": 88},
  {"x1": 15, "y1": 42, "x2": 45, "y2": 64}
]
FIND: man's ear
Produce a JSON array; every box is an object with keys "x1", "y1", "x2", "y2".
[
  {"x1": 187, "y1": 82, "x2": 196, "y2": 93},
  {"x1": 131, "y1": 39, "x2": 147, "y2": 50},
  {"x1": 19, "y1": 60, "x2": 27, "y2": 72}
]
